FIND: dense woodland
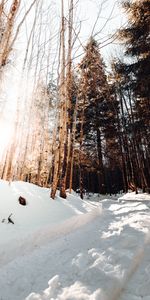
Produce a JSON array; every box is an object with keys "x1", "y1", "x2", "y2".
[{"x1": 0, "y1": 0, "x2": 149, "y2": 199}]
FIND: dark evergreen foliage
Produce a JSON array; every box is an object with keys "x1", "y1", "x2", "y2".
[
  {"x1": 75, "y1": 37, "x2": 121, "y2": 195},
  {"x1": 110, "y1": 0, "x2": 150, "y2": 192}
]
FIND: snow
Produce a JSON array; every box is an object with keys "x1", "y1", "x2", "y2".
[{"x1": 0, "y1": 180, "x2": 150, "y2": 300}]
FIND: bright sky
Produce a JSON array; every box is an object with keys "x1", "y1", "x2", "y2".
[
  {"x1": 62, "y1": 0, "x2": 126, "y2": 64},
  {"x1": 15, "y1": 0, "x2": 126, "y2": 70}
]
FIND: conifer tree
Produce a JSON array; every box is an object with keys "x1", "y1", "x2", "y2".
[
  {"x1": 113, "y1": 0, "x2": 150, "y2": 191},
  {"x1": 119, "y1": 0, "x2": 150, "y2": 129},
  {"x1": 77, "y1": 37, "x2": 119, "y2": 195}
]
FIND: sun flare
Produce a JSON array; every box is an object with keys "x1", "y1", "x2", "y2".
[{"x1": 0, "y1": 120, "x2": 14, "y2": 160}]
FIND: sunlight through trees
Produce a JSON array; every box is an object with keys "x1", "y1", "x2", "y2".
[{"x1": 0, "y1": 0, "x2": 149, "y2": 197}]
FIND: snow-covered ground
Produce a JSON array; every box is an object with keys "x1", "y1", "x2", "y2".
[{"x1": 0, "y1": 180, "x2": 150, "y2": 300}]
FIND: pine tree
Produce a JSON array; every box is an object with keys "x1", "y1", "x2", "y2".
[
  {"x1": 119, "y1": 0, "x2": 150, "y2": 123},
  {"x1": 120, "y1": 3, "x2": 149, "y2": 130},
  {"x1": 77, "y1": 37, "x2": 120, "y2": 195},
  {"x1": 114, "y1": 0, "x2": 150, "y2": 191}
]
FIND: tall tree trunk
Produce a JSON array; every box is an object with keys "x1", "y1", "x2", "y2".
[
  {"x1": 60, "y1": 0, "x2": 74, "y2": 198},
  {"x1": 50, "y1": 0, "x2": 66, "y2": 199},
  {"x1": 96, "y1": 128, "x2": 105, "y2": 194}
]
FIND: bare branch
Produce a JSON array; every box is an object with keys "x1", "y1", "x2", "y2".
[
  {"x1": 93, "y1": 0, "x2": 117, "y2": 38},
  {"x1": 9, "y1": 0, "x2": 38, "y2": 51}
]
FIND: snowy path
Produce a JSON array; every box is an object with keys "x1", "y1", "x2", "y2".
[
  {"x1": 25, "y1": 199, "x2": 150, "y2": 300},
  {"x1": 1, "y1": 181, "x2": 150, "y2": 300},
  {"x1": 0, "y1": 199, "x2": 150, "y2": 299},
  {"x1": 0, "y1": 209, "x2": 104, "y2": 300}
]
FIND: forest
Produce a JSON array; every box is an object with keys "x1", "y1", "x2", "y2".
[{"x1": 0, "y1": 0, "x2": 149, "y2": 199}]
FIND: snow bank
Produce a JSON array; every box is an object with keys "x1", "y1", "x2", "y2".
[
  {"x1": 0, "y1": 180, "x2": 101, "y2": 239},
  {"x1": 118, "y1": 191, "x2": 150, "y2": 202},
  {"x1": 0, "y1": 180, "x2": 102, "y2": 266},
  {"x1": 26, "y1": 275, "x2": 103, "y2": 300}
]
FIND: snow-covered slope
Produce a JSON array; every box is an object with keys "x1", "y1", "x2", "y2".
[
  {"x1": 0, "y1": 180, "x2": 150, "y2": 300},
  {"x1": 0, "y1": 180, "x2": 101, "y2": 265}
]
